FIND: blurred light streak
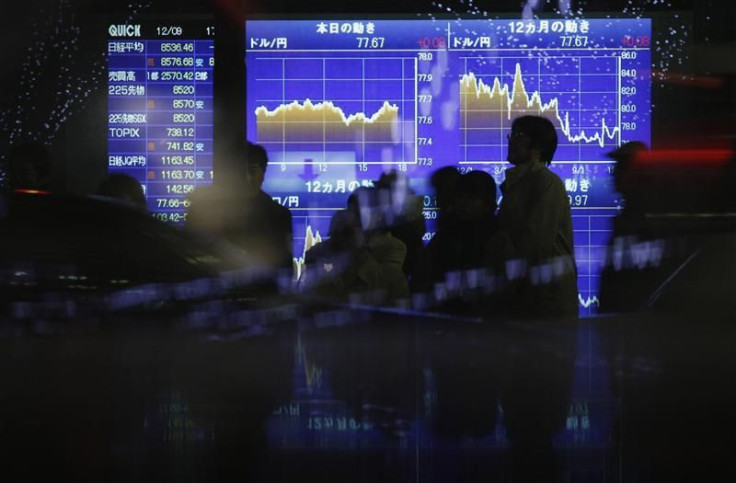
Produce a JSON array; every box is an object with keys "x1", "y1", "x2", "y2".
[
  {"x1": 652, "y1": 70, "x2": 725, "y2": 89},
  {"x1": 636, "y1": 149, "x2": 734, "y2": 165}
]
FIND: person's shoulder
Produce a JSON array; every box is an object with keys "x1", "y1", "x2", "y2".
[
  {"x1": 372, "y1": 232, "x2": 407, "y2": 252},
  {"x1": 426, "y1": 230, "x2": 442, "y2": 250},
  {"x1": 371, "y1": 232, "x2": 407, "y2": 267},
  {"x1": 304, "y1": 240, "x2": 332, "y2": 262},
  {"x1": 530, "y1": 163, "x2": 565, "y2": 191},
  {"x1": 259, "y1": 190, "x2": 291, "y2": 216},
  {"x1": 272, "y1": 198, "x2": 292, "y2": 220}
]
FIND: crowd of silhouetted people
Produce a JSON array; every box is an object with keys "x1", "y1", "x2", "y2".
[
  {"x1": 4, "y1": 113, "x2": 735, "y2": 319},
  {"x1": 174, "y1": 115, "x2": 582, "y2": 319},
  {"x1": 293, "y1": 116, "x2": 578, "y2": 318}
]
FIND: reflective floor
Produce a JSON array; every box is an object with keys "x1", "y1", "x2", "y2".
[{"x1": 1, "y1": 307, "x2": 735, "y2": 482}]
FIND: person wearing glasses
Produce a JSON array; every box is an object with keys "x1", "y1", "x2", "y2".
[{"x1": 487, "y1": 115, "x2": 578, "y2": 318}]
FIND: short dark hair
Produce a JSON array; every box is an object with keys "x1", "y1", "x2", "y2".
[
  {"x1": 511, "y1": 116, "x2": 558, "y2": 165},
  {"x1": 245, "y1": 141, "x2": 268, "y2": 171},
  {"x1": 457, "y1": 170, "x2": 497, "y2": 211},
  {"x1": 606, "y1": 141, "x2": 648, "y2": 168}
]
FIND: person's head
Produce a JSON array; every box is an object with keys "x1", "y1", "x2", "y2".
[
  {"x1": 430, "y1": 166, "x2": 461, "y2": 211},
  {"x1": 348, "y1": 186, "x2": 390, "y2": 234},
  {"x1": 606, "y1": 141, "x2": 648, "y2": 194},
  {"x1": 507, "y1": 116, "x2": 558, "y2": 166},
  {"x1": 376, "y1": 169, "x2": 412, "y2": 221},
  {"x1": 328, "y1": 209, "x2": 363, "y2": 251},
  {"x1": 455, "y1": 170, "x2": 497, "y2": 221},
  {"x1": 244, "y1": 141, "x2": 268, "y2": 193},
  {"x1": 6, "y1": 141, "x2": 52, "y2": 192},
  {"x1": 375, "y1": 170, "x2": 399, "y2": 190},
  {"x1": 97, "y1": 173, "x2": 146, "y2": 210}
]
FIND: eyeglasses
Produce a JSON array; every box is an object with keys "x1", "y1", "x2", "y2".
[{"x1": 506, "y1": 131, "x2": 528, "y2": 140}]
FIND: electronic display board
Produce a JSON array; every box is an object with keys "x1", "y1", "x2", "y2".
[
  {"x1": 246, "y1": 18, "x2": 651, "y2": 314},
  {"x1": 107, "y1": 20, "x2": 214, "y2": 224}
]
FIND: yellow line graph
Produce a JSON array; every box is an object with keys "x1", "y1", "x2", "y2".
[
  {"x1": 256, "y1": 99, "x2": 400, "y2": 144},
  {"x1": 460, "y1": 63, "x2": 619, "y2": 147}
]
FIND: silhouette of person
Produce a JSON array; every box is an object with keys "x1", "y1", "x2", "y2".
[
  {"x1": 340, "y1": 186, "x2": 410, "y2": 306},
  {"x1": 425, "y1": 170, "x2": 498, "y2": 315},
  {"x1": 429, "y1": 165, "x2": 461, "y2": 231},
  {"x1": 428, "y1": 171, "x2": 497, "y2": 277},
  {"x1": 229, "y1": 142, "x2": 293, "y2": 271},
  {"x1": 609, "y1": 141, "x2": 649, "y2": 233},
  {"x1": 96, "y1": 172, "x2": 147, "y2": 211},
  {"x1": 600, "y1": 140, "x2": 736, "y2": 314},
  {"x1": 361, "y1": 186, "x2": 410, "y2": 305},
  {"x1": 187, "y1": 141, "x2": 293, "y2": 273},
  {"x1": 5, "y1": 141, "x2": 52, "y2": 193},
  {"x1": 454, "y1": 171, "x2": 498, "y2": 255},
  {"x1": 345, "y1": 185, "x2": 370, "y2": 227},
  {"x1": 303, "y1": 189, "x2": 410, "y2": 307},
  {"x1": 300, "y1": 209, "x2": 364, "y2": 296},
  {"x1": 488, "y1": 115, "x2": 578, "y2": 318},
  {"x1": 375, "y1": 170, "x2": 427, "y2": 293},
  {"x1": 598, "y1": 141, "x2": 666, "y2": 313}
]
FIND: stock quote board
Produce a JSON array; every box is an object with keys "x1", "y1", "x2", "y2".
[
  {"x1": 107, "y1": 20, "x2": 215, "y2": 224},
  {"x1": 246, "y1": 18, "x2": 651, "y2": 315}
]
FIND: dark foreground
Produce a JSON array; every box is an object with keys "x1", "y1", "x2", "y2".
[{"x1": 1, "y1": 301, "x2": 735, "y2": 483}]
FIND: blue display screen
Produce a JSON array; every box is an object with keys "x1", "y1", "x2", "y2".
[
  {"x1": 246, "y1": 18, "x2": 651, "y2": 315},
  {"x1": 107, "y1": 21, "x2": 215, "y2": 224}
]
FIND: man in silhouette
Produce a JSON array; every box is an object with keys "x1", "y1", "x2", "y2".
[
  {"x1": 229, "y1": 142, "x2": 293, "y2": 271},
  {"x1": 348, "y1": 186, "x2": 410, "y2": 306},
  {"x1": 427, "y1": 170, "x2": 499, "y2": 315},
  {"x1": 597, "y1": 141, "x2": 663, "y2": 313},
  {"x1": 429, "y1": 166, "x2": 461, "y2": 231},
  {"x1": 187, "y1": 141, "x2": 293, "y2": 273},
  {"x1": 428, "y1": 170, "x2": 497, "y2": 279},
  {"x1": 488, "y1": 115, "x2": 577, "y2": 318},
  {"x1": 609, "y1": 140, "x2": 649, "y2": 228},
  {"x1": 374, "y1": 170, "x2": 426, "y2": 292}
]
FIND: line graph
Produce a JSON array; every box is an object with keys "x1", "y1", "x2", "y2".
[
  {"x1": 461, "y1": 64, "x2": 619, "y2": 147},
  {"x1": 251, "y1": 56, "x2": 417, "y2": 165},
  {"x1": 256, "y1": 99, "x2": 400, "y2": 145},
  {"x1": 460, "y1": 56, "x2": 622, "y2": 164},
  {"x1": 293, "y1": 223, "x2": 324, "y2": 281}
]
